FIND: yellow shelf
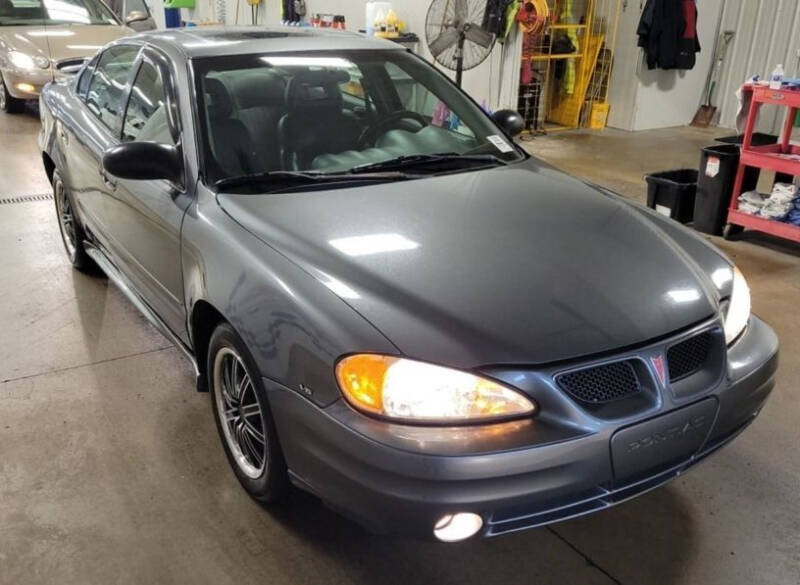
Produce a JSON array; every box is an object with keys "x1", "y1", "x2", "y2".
[
  {"x1": 529, "y1": 53, "x2": 585, "y2": 61},
  {"x1": 549, "y1": 23, "x2": 587, "y2": 29}
]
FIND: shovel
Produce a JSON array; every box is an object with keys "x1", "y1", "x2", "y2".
[
  {"x1": 692, "y1": 30, "x2": 735, "y2": 127},
  {"x1": 691, "y1": 80, "x2": 717, "y2": 127}
]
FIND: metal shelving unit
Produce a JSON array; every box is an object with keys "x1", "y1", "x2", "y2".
[
  {"x1": 518, "y1": 0, "x2": 620, "y2": 136},
  {"x1": 726, "y1": 84, "x2": 800, "y2": 242}
]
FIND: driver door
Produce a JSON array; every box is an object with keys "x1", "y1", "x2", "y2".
[{"x1": 103, "y1": 48, "x2": 190, "y2": 338}]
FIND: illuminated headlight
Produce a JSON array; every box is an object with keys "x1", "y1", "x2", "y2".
[
  {"x1": 9, "y1": 51, "x2": 49, "y2": 70},
  {"x1": 335, "y1": 354, "x2": 536, "y2": 423},
  {"x1": 723, "y1": 267, "x2": 751, "y2": 345}
]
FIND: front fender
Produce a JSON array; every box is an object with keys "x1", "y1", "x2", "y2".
[{"x1": 181, "y1": 183, "x2": 398, "y2": 408}]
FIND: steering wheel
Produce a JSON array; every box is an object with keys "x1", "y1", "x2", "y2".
[{"x1": 357, "y1": 110, "x2": 428, "y2": 149}]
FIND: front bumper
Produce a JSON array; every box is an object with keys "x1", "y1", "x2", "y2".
[
  {"x1": 2, "y1": 68, "x2": 58, "y2": 99},
  {"x1": 265, "y1": 316, "x2": 778, "y2": 539}
]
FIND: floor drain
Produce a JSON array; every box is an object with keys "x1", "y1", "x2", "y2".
[{"x1": 0, "y1": 193, "x2": 53, "y2": 205}]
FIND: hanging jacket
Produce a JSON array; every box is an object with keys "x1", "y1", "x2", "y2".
[{"x1": 637, "y1": 0, "x2": 700, "y2": 70}]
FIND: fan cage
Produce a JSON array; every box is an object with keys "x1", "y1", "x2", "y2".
[{"x1": 425, "y1": 0, "x2": 497, "y2": 72}]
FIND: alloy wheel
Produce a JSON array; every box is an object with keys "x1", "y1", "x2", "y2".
[
  {"x1": 55, "y1": 179, "x2": 77, "y2": 260},
  {"x1": 0, "y1": 78, "x2": 6, "y2": 111},
  {"x1": 213, "y1": 347, "x2": 268, "y2": 479}
]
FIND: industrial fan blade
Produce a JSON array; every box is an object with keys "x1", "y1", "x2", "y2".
[
  {"x1": 454, "y1": 0, "x2": 468, "y2": 24},
  {"x1": 429, "y1": 26, "x2": 460, "y2": 58},
  {"x1": 464, "y1": 23, "x2": 494, "y2": 48}
]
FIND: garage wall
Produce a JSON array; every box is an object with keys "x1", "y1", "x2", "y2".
[
  {"x1": 715, "y1": 0, "x2": 800, "y2": 134},
  {"x1": 607, "y1": 0, "x2": 723, "y2": 131},
  {"x1": 156, "y1": 0, "x2": 521, "y2": 110}
]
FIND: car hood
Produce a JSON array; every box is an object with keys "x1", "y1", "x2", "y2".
[
  {"x1": 218, "y1": 158, "x2": 722, "y2": 368},
  {"x1": 0, "y1": 24, "x2": 129, "y2": 62}
]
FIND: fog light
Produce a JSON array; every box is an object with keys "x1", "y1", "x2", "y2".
[
  {"x1": 433, "y1": 512, "x2": 483, "y2": 542},
  {"x1": 16, "y1": 83, "x2": 35, "y2": 93}
]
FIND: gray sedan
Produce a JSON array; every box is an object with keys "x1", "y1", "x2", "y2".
[{"x1": 39, "y1": 27, "x2": 778, "y2": 542}]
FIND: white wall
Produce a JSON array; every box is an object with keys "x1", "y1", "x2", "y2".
[
  {"x1": 142, "y1": 0, "x2": 519, "y2": 110},
  {"x1": 607, "y1": 0, "x2": 723, "y2": 131}
]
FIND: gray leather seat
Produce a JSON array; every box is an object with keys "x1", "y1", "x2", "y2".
[
  {"x1": 227, "y1": 70, "x2": 286, "y2": 172},
  {"x1": 204, "y1": 77, "x2": 260, "y2": 178},
  {"x1": 277, "y1": 69, "x2": 361, "y2": 170}
]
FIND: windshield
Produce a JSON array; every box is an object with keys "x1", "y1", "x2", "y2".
[
  {"x1": 0, "y1": 0, "x2": 119, "y2": 26},
  {"x1": 193, "y1": 50, "x2": 524, "y2": 186}
]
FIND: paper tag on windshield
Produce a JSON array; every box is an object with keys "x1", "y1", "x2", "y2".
[{"x1": 487, "y1": 135, "x2": 514, "y2": 153}]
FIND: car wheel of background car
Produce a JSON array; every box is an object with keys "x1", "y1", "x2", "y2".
[
  {"x1": 208, "y1": 322, "x2": 289, "y2": 503},
  {"x1": 0, "y1": 75, "x2": 26, "y2": 114},
  {"x1": 53, "y1": 170, "x2": 94, "y2": 271}
]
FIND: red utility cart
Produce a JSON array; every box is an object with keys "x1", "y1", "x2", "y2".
[{"x1": 725, "y1": 84, "x2": 800, "y2": 242}]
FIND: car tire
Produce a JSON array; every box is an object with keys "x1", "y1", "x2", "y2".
[
  {"x1": 208, "y1": 322, "x2": 289, "y2": 503},
  {"x1": 0, "y1": 74, "x2": 26, "y2": 114},
  {"x1": 53, "y1": 169, "x2": 95, "y2": 271}
]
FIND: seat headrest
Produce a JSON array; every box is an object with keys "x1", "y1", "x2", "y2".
[
  {"x1": 284, "y1": 69, "x2": 350, "y2": 116},
  {"x1": 228, "y1": 70, "x2": 286, "y2": 109},
  {"x1": 205, "y1": 77, "x2": 233, "y2": 119}
]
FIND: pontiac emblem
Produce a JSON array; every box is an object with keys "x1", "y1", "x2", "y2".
[{"x1": 651, "y1": 354, "x2": 667, "y2": 386}]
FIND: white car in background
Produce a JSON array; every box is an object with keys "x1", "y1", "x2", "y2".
[{"x1": 0, "y1": 0, "x2": 137, "y2": 113}]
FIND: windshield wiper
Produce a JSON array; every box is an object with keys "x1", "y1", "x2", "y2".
[
  {"x1": 214, "y1": 169, "x2": 417, "y2": 192},
  {"x1": 349, "y1": 152, "x2": 508, "y2": 174}
]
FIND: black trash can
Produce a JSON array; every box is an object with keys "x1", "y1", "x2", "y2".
[
  {"x1": 715, "y1": 133, "x2": 793, "y2": 185},
  {"x1": 694, "y1": 144, "x2": 760, "y2": 235},
  {"x1": 715, "y1": 133, "x2": 778, "y2": 146},
  {"x1": 644, "y1": 169, "x2": 698, "y2": 224}
]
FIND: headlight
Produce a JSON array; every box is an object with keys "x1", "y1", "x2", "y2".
[
  {"x1": 723, "y1": 267, "x2": 750, "y2": 345},
  {"x1": 335, "y1": 354, "x2": 536, "y2": 423},
  {"x1": 9, "y1": 51, "x2": 49, "y2": 70}
]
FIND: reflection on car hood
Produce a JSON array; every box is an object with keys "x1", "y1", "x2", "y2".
[
  {"x1": 0, "y1": 24, "x2": 130, "y2": 62},
  {"x1": 218, "y1": 158, "x2": 721, "y2": 368}
]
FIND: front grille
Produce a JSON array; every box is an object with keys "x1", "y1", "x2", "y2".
[
  {"x1": 667, "y1": 331, "x2": 713, "y2": 382},
  {"x1": 557, "y1": 361, "x2": 641, "y2": 404}
]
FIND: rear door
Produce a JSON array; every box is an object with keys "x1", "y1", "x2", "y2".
[
  {"x1": 103, "y1": 46, "x2": 189, "y2": 337},
  {"x1": 63, "y1": 44, "x2": 141, "y2": 244}
]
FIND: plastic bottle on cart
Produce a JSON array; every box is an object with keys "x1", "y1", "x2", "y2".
[{"x1": 770, "y1": 64, "x2": 785, "y2": 89}]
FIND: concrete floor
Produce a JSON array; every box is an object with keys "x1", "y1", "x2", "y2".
[{"x1": 1, "y1": 108, "x2": 798, "y2": 585}]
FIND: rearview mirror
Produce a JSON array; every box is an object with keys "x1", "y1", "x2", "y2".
[
  {"x1": 125, "y1": 10, "x2": 148, "y2": 24},
  {"x1": 103, "y1": 142, "x2": 182, "y2": 184},
  {"x1": 492, "y1": 109, "x2": 524, "y2": 137}
]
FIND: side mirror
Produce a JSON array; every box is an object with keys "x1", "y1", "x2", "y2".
[
  {"x1": 124, "y1": 10, "x2": 148, "y2": 24},
  {"x1": 103, "y1": 142, "x2": 182, "y2": 184},
  {"x1": 492, "y1": 109, "x2": 524, "y2": 137}
]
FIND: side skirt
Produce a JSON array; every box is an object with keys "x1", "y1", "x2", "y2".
[{"x1": 84, "y1": 242, "x2": 208, "y2": 392}]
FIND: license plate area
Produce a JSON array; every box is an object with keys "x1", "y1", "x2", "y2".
[{"x1": 610, "y1": 398, "x2": 718, "y2": 485}]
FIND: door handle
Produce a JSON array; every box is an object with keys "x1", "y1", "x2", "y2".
[
  {"x1": 99, "y1": 167, "x2": 117, "y2": 190},
  {"x1": 58, "y1": 125, "x2": 69, "y2": 145}
]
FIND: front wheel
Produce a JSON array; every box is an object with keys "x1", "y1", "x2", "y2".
[
  {"x1": 53, "y1": 170, "x2": 94, "y2": 271},
  {"x1": 0, "y1": 75, "x2": 26, "y2": 114},
  {"x1": 208, "y1": 322, "x2": 289, "y2": 503}
]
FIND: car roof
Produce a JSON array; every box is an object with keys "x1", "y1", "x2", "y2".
[{"x1": 133, "y1": 26, "x2": 403, "y2": 58}]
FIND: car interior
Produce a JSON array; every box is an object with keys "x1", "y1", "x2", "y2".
[{"x1": 200, "y1": 61, "x2": 482, "y2": 180}]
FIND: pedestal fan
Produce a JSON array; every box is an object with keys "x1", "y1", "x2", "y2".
[{"x1": 425, "y1": 0, "x2": 497, "y2": 86}]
